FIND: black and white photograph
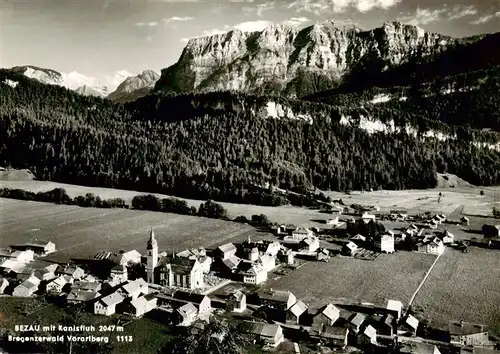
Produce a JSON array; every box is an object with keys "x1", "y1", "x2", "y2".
[{"x1": 0, "y1": 0, "x2": 499, "y2": 353}]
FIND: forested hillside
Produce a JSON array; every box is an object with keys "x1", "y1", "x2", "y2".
[{"x1": 1, "y1": 69, "x2": 499, "y2": 208}]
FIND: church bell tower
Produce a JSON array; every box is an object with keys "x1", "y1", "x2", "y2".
[{"x1": 146, "y1": 227, "x2": 158, "y2": 283}]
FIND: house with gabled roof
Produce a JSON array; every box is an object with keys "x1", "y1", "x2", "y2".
[
  {"x1": 291, "y1": 227, "x2": 313, "y2": 240},
  {"x1": 56, "y1": 265, "x2": 85, "y2": 280},
  {"x1": 299, "y1": 236, "x2": 320, "y2": 253},
  {"x1": 226, "y1": 290, "x2": 246, "y2": 313},
  {"x1": 286, "y1": 300, "x2": 308, "y2": 325},
  {"x1": 370, "y1": 313, "x2": 395, "y2": 336},
  {"x1": 127, "y1": 293, "x2": 157, "y2": 317},
  {"x1": 110, "y1": 250, "x2": 142, "y2": 265},
  {"x1": 448, "y1": 321, "x2": 489, "y2": 347},
  {"x1": 13, "y1": 278, "x2": 39, "y2": 297},
  {"x1": 386, "y1": 299, "x2": 404, "y2": 319},
  {"x1": 175, "y1": 302, "x2": 198, "y2": 326},
  {"x1": 34, "y1": 267, "x2": 56, "y2": 281},
  {"x1": 109, "y1": 264, "x2": 128, "y2": 284},
  {"x1": 357, "y1": 324, "x2": 377, "y2": 345},
  {"x1": 176, "y1": 248, "x2": 212, "y2": 273},
  {"x1": 318, "y1": 325, "x2": 348, "y2": 348},
  {"x1": 14, "y1": 241, "x2": 56, "y2": 255},
  {"x1": 117, "y1": 279, "x2": 146, "y2": 300},
  {"x1": 401, "y1": 342, "x2": 442, "y2": 354},
  {"x1": 240, "y1": 321, "x2": 284, "y2": 348},
  {"x1": 94, "y1": 292, "x2": 124, "y2": 316},
  {"x1": 258, "y1": 254, "x2": 276, "y2": 272},
  {"x1": 240, "y1": 262, "x2": 267, "y2": 285},
  {"x1": 349, "y1": 313, "x2": 366, "y2": 333},
  {"x1": 374, "y1": 233, "x2": 395, "y2": 253},
  {"x1": 71, "y1": 281, "x2": 102, "y2": 293},
  {"x1": 222, "y1": 255, "x2": 242, "y2": 273},
  {"x1": 342, "y1": 241, "x2": 359, "y2": 256},
  {"x1": 215, "y1": 243, "x2": 237, "y2": 259},
  {"x1": 171, "y1": 291, "x2": 212, "y2": 315},
  {"x1": 46, "y1": 275, "x2": 73, "y2": 293},
  {"x1": 398, "y1": 314, "x2": 419, "y2": 336},
  {"x1": 417, "y1": 237, "x2": 445, "y2": 255},
  {"x1": 67, "y1": 289, "x2": 100, "y2": 304},
  {"x1": 258, "y1": 290, "x2": 296, "y2": 311},
  {"x1": 156, "y1": 255, "x2": 204, "y2": 289},
  {"x1": 311, "y1": 303, "x2": 340, "y2": 333}
]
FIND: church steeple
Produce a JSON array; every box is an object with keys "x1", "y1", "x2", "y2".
[{"x1": 147, "y1": 227, "x2": 157, "y2": 250}]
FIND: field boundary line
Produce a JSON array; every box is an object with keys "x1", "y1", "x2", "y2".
[{"x1": 406, "y1": 252, "x2": 442, "y2": 313}]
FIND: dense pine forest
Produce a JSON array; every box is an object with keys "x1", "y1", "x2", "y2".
[{"x1": 1, "y1": 69, "x2": 499, "y2": 207}]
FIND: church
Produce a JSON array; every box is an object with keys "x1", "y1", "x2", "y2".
[{"x1": 146, "y1": 229, "x2": 204, "y2": 290}]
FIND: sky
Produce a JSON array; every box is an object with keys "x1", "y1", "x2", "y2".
[{"x1": 0, "y1": 0, "x2": 499, "y2": 90}]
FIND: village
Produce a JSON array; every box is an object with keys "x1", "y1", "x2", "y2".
[{"x1": 0, "y1": 201, "x2": 499, "y2": 354}]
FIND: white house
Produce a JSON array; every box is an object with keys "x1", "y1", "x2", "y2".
[
  {"x1": 110, "y1": 250, "x2": 142, "y2": 265},
  {"x1": 0, "y1": 248, "x2": 34, "y2": 263},
  {"x1": 242, "y1": 264, "x2": 267, "y2": 285},
  {"x1": 176, "y1": 302, "x2": 198, "y2": 326},
  {"x1": 17, "y1": 241, "x2": 56, "y2": 255},
  {"x1": 386, "y1": 299, "x2": 404, "y2": 319},
  {"x1": 417, "y1": 237, "x2": 445, "y2": 255},
  {"x1": 361, "y1": 213, "x2": 376, "y2": 224},
  {"x1": 241, "y1": 321, "x2": 285, "y2": 348},
  {"x1": 56, "y1": 265, "x2": 85, "y2": 280},
  {"x1": 291, "y1": 227, "x2": 313, "y2": 240},
  {"x1": 357, "y1": 325, "x2": 377, "y2": 345},
  {"x1": 13, "y1": 278, "x2": 39, "y2": 297},
  {"x1": 117, "y1": 280, "x2": 145, "y2": 300},
  {"x1": 128, "y1": 294, "x2": 157, "y2": 317},
  {"x1": 215, "y1": 243, "x2": 237, "y2": 259},
  {"x1": 441, "y1": 231, "x2": 454, "y2": 244},
  {"x1": 374, "y1": 233, "x2": 395, "y2": 253},
  {"x1": 67, "y1": 290, "x2": 100, "y2": 304},
  {"x1": 46, "y1": 275, "x2": 73, "y2": 293},
  {"x1": 258, "y1": 254, "x2": 276, "y2": 272},
  {"x1": 94, "y1": 292, "x2": 124, "y2": 316},
  {"x1": 109, "y1": 264, "x2": 128, "y2": 284},
  {"x1": 226, "y1": 291, "x2": 246, "y2": 313}
]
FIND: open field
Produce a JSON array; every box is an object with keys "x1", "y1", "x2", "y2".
[
  {"x1": 0, "y1": 198, "x2": 269, "y2": 262},
  {"x1": 412, "y1": 247, "x2": 500, "y2": 336},
  {"x1": 1, "y1": 180, "x2": 499, "y2": 225},
  {"x1": 265, "y1": 252, "x2": 437, "y2": 310}
]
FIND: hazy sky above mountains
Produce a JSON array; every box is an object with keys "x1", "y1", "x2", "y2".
[{"x1": 1, "y1": 0, "x2": 499, "y2": 88}]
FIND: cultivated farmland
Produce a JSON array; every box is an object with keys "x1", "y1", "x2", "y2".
[
  {"x1": 412, "y1": 247, "x2": 500, "y2": 336},
  {"x1": 0, "y1": 198, "x2": 267, "y2": 262},
  {"x1": 265, "y1": 252, "x2": 437, "y2": 309}
]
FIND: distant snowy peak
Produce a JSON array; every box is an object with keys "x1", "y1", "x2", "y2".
[
  {"x1": 107, "y1": 70, "x2": 160, "y2": 103},
  {"x1": 10, "y1": 65, "x2": 64, "y2": 86},
  {"x1": 75, "y1": 85, "x2": 109, "y2": 98}
]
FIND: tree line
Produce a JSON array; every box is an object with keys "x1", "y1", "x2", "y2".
[{"x1": 0, "y1": 187, "x2": 274, "y2": 227}]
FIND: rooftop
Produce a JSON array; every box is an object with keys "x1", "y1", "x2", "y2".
[{"x1": 449, "y1": 321, "x2": 488, "y2": 336}]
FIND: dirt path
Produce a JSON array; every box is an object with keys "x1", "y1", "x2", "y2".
[{"x1": 406, "y1": 251, "x2": 443, "y2": 314}]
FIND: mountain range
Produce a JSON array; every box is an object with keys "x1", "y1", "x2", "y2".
[
  {"x1": 1, "y1": 20, "x2": 499, "y2": 207},
  {"x1": 8, "y1": 65, "x2": 160, "y2": 102}
]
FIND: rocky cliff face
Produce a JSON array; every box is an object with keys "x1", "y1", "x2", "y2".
[
  {"x1": 107, "y1": 70, "x2": 159, "y2": 103},
  {"x1": 155, "y1": 21, "x2": 454, "y2": 97},
  {"x1": 10, "y1": 65, "x2": 64, "y2": 86}
]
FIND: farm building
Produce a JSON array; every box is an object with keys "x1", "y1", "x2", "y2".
[
  {"x1": 357, "y1": 325, "x2": 377, "y2": 345},
  {"x1": 239, "y1": 245, "x2": 259, "y2": 262},
  {"x1": 317, "y1": 248, "x2": 330, "y2": 261},
  {"x1": 448, "y1": 321, "x2": 489, "y2": 347},
  {"x1": 94, "y1": 292, "x2": 124, "y2": 316},
  {"x1": 240, "y1": 263, "x2": 267, "y2": 285},
  {"x1": 109, "y1": 264, "x2": 128, "y2": 284},
  {"x1": 482, "y1": 224, "x2": 500, "y2": 238},
  {"x1": 291, "y1": 227, "x2": 313, "y2": 240},
  {"x1": 277, "y1": 248, "x2": 294, "y2": 265},
  {"x1": 317, "y1": 325, "x2": 348, "y2": 348},
  {"x1": 67, "y1": 290, "x2": 100, "y2": 304},
  {"x1": 299, "y1": 236, "x2": 320, "y2": 253},
  {"x1": 71, "y1": 281, "x2": 101, "y2": 293},
  {"x1": 117, "y1": 279, "x2": 146, "y2": 300},
  {"x1": 286, "y1": 300, "x2": 308, "y2": 325},
  {"x1": 127, "y1": 293, "x2": 157, "y2": 317},
  {"x1": 221, "y1": 255, "x2": 242, "y2": 273},
  {"x1": 386, "y1": 299, "x2": 404, "y2": 319},
  {"x1": 370, "y1": 313, "x2": 395, "y2": 336},
  {"x1": 215, "y1": 243, "x2": 237, "y2": 259},
  {"x1": 241, "y1": 321, "x2": 284, "y2": 348},
  {"x1": 400, "y1": 343, "x2": 442, "y2": 354},
  {"x1": 342, "y1": 241, "x2": 359, "y2": 256},
  {"x1": 374, "y1": 233, "x2": 395, "y2": 253},
  {"x1": 257, "y1": 289, "x2": 297, "y2": 310},
  {"x1": 311, "y1": 304, "x2": 340, "y2": 332},
  {"x1": 14, "y1": 241, "x2": 56, "y2": 255},
  {"x1": 350, "y1": 234, "x2": 367, "y2": 244},
  {"x1": 56, "y1": 265, "x2": 85, "y2": 280},
  {"x1": 417, "y1": 237, "x2": 445, "y2": 255},
  {"x1": 0, "y1": 248, "x2": 34, "y2": 263},
  {"x1": 226, "y1": 290, "x2": 246, "y2": 313},
  {"x1": 33, "y1": 266, "x2": 56, "y2": 281},
  {"x1": 440, "y1": 231, "x2": 455, "y2": 244},
  {"x1": 110, "y1": 250, "x2": 142, "y2": 265},
  {"x1": 258, "y1": 254, "x2": 276, "y2": 272},
  {"x1": 171, "y1": 291, "x2": 212, "y2": 315},
  {"x1": 175, "y1": 302, "x2": 198, "y2": 326},
  {"x1": 46, "y1": 275, "x2": 73, "y2": 293},
  {"x1": 0, "y1": 277, "x2": 9, "y2": 294},
  {"x1": 349, "y1": 313, "x2": 367, "y2": 333},
  {"x1": 13, "y1": 277, "x2": 40, "y2": 297},
  {"x1": 399, "y1": 314, "x2": 419, "y2": 336}
]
